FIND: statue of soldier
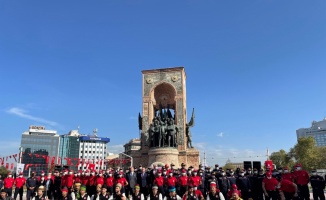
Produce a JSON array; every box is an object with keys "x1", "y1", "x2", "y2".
[{"x1": 166, "y1": 118, "x2": 177, "y2": 147}]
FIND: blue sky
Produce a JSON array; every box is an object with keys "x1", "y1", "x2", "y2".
[{"x1": 1, "y1": 0, "x2": 326, "y2": 167}]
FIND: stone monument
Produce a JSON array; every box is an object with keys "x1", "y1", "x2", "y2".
[{"x1": 123, "y1": 67, "x2": 199, "y2": 168}]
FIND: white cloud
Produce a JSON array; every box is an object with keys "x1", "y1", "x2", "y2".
[
  {"x1": 217, "y1": 132, "x2": 224, "y2": 137},
  {"x1": 107, "y1": 144, "x2": 124, "y2": 154},
  {"x1": 7, "y1": 107, "x2": 58, "y2": 126}
]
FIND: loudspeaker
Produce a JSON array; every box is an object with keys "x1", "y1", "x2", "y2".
[
  {"x1": 253, "y1": 161, "x2": 261, "y2": 170},
  {"x1": 243, "y1": 161, "x2": 252, "y2": 170}
]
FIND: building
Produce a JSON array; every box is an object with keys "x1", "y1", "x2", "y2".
[
  {"x1": 59, "y1": 129, "x2": 110, "y2": 171},
  {"x1": 21, "y1": 126, "x2": 110, "y2": 175},
  {"x1": 59, "y1": 130, "x2": 80, "y2": 171},
  {"x1": 123, "y1": 138, "x2": 141, "y2": 155},
  {"x1": 78, "y1": 134, "x2": 110, "y2": 170},
  {"x1": 21, "y1": 125, "x2": 60, "y2": 176},
  {"x1": 296, "y1": 118, "x2": 326, "y2": 146}
]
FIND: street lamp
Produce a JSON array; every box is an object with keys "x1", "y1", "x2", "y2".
[
  {"x1": 19, "y1": 147, "x2": 23, "y2": 163},
  {"x1": 119, "y1": 152, "x2": 133, "y2": 168}
]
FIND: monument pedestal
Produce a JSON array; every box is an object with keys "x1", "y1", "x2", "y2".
[{"x1": 148, "y1": 148, "x2": 180, "y2": 166}]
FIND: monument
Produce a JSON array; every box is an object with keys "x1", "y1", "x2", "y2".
[{"x1": 123, "y1": 67, "x2": 200, "y2": 167}]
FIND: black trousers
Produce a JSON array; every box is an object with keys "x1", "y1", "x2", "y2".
[
  {"x1": 26, "y1": 188, "x2": 36, "y2": 200},
  {"x1": 265, "y1": 190, "x2": 278, "y2": 200},
  {"x1": 14, "y1": 187, "x2": 24, "y2": 200},
  {"x1": 298, "y1": 184, "x2": 309, "y2": 200},
  {"x1": 5, "y1": 188, "x2": 13, "y2": 198},
  {"x1": 312, "y1": 189, "x2": 325, "y2": 200}
]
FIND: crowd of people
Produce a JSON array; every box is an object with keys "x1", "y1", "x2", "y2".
[{"x1": 0, "y1": 163, "x2": 325, "y2": 200}]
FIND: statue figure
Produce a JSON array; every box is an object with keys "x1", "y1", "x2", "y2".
[
  {"x1": 186, "y1": 108, "x2": 195, "y2": 148},
  {"x1": 158, "y1": 118, "x2": 167, "y2": 147},
  {"x1": 166, "y1": 118, "x2": 178, "y2": 147}
]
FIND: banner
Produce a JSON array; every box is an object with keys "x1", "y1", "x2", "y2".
[{"x1": 16, "y1": 163, "x2": 25, "y2": 175}]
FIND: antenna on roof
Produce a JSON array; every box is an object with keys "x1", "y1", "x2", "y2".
[{"x1": 93, "y1": 128, "x2": 98, "y2": 137}]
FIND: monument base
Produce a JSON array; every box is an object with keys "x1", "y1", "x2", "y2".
[{"x1": 148, "y1": 147, "x2": 180, "y2": 167}]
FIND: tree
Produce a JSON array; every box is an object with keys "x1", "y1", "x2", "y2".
[
  {"x1": 316, "y1": 146, "x2": 326, "y2": 169},
  {"x1": 270, "y1": 149, "x2": 294, "y2": 169},
  {"x1": 222, "y1": 159, "x2": 236, "y2": 170},
  {"x1": 0, "y1": 166, "x2": 9, "y2": 177},
  {"x1": 290, "y1": 137, "x2": 319, "y2": 170}
]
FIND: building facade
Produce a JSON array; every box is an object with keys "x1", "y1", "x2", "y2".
[
  {"x1": 21, "y1": 126, "x2": 110, "y2": 175},
  {"x1": 296, "y1": 118, "x2": 326, "y2": 146},
  {"x1": 21, "y1": 125, "x2": 60, "y2": 176}
]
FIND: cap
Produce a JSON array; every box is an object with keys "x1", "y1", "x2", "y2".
[
  {"x1": 215, "y1": 164, "x2": 219, "y2": 167},
  {"x1": 283, "y1": 166, "x2": 289, "y2": 170},
  {"x1": 152, "y1": 185, "x2": 158, "y2": 189},
  {"x1": 231, "y1": 184, "x2": 237, "y2": 189},
  {"x1": 119, "y1": 171, "x2": 124, "y2": 175},
  {"x1": 80, "y1": 185, "x2": 87, "y2": 191},
  {"x1": 266, "y1": 172, "x2": 272, "y2": 177},
  {"x1": 62, "y1": 187, "x2": 69, "y2": 193},
  {"x1": 210, "y1": 182, "x2": 217, "y2": 186},
  {"x1": 168, "y1": 186, "x2": 176, "y2": 192},
  {"x1": 19, "y1": 172, "x2": 23, "y2": 175}
]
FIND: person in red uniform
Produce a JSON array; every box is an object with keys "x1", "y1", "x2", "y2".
[
  {"x1": 61, "y1": 170, "x2": 68, "y2": 188},
  {"x1": 154, "y1": 170, "x2": 164, "y2": 197},
  {"x1": 278, "y1": 178, "x2": 298, "y2": 200},
  {"x1": 282, "y1": 167, "x2": 295, "y2": 182},
  {"x1": 3, "y1": 172, "x2": 14, "y2": 197},
  {"x1": 115, "y1": 171, "x2": 128, "y2": 194},
  {"x1": 292, "y1": 164, "x2": 309, "y2": 200},
  {"x1": 166, "y1": 171, "x2": 177, "y2": 188},
  {"x1": 66, "y1": 170, "x2": 74, "y2": 192},
  {"x1": 189, "y1": 170, "x2": 201, "y2": 188},
  {"x1": 179, "y1": 170, "x2": 188, "y2": 197},
  {"x1": 81, "y1": 170, "x2": 89, "y2": 186},
  {"x1": 14, "y1": 172, "x2": 26, "y2": 200},
  {"x1": 96, "y1": 172, "x2": 104, "y2": 186},
  {"x1": 262, "y1": 171, "x2": 279, "y2": 200},
  {"x1": 105, "y1": 171, "x2": 114, "y2": 195}
]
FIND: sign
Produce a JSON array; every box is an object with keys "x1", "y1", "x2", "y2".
[
  {"x1": 79, "y1": 136, "x2": 110, "y2": 142},
  {"x1": 29, "y1": 125, "x2": 45, "y2": 130}
]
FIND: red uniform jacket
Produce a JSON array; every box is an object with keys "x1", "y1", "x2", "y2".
[
  {"x1": 179, "y1": 176, "x2": 188, "y2": 186},
  {"x1": 166, "y1": 177, "x2": 177, "y2": 187},
  {"x1": 154, "y1": 176, "x2": 164, "y2": 186},
  {"x1": 293, "y1": 170, "x2": 309, "y2": 185},
  {"x1": 96, "y1": 177, "x2": 104, "y2": 186},
  {"x1": 105, "y1": 177, "x2": 114, "y2": 187},
  {"x1": 263, "y1": 177, "x2": 279, "y2": 191},
  {"x1": 280, "y1": 179, "x2": 296, "y2": 193},
  {"x1": 15, "y1": 177, "x2": 26, "y2": 188},
  {"x1": 189, "y1": 176, "x2": 201, "y2": 187},
  {"x1": 4, "y1": 177, "x2": 14, "y2": 188}
]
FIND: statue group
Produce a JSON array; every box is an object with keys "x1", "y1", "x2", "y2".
[
  {"x1": 142, "y1": 106, "x2": 195, "y2": 149},
  {"x1": 149, "y1": 116, "x2": 178, "y2": 148}
]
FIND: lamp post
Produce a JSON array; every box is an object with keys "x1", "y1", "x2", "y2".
[
  {"x1": 119, "y1": 152, "x2": 133, "y2": 168},
  {"x1": 19, "y1": 147, "x2": 23, "y2": 163}
]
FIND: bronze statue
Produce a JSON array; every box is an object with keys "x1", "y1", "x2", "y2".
[{"x1": 186, "y1": 108, "x2": 195, "y2": 148}]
